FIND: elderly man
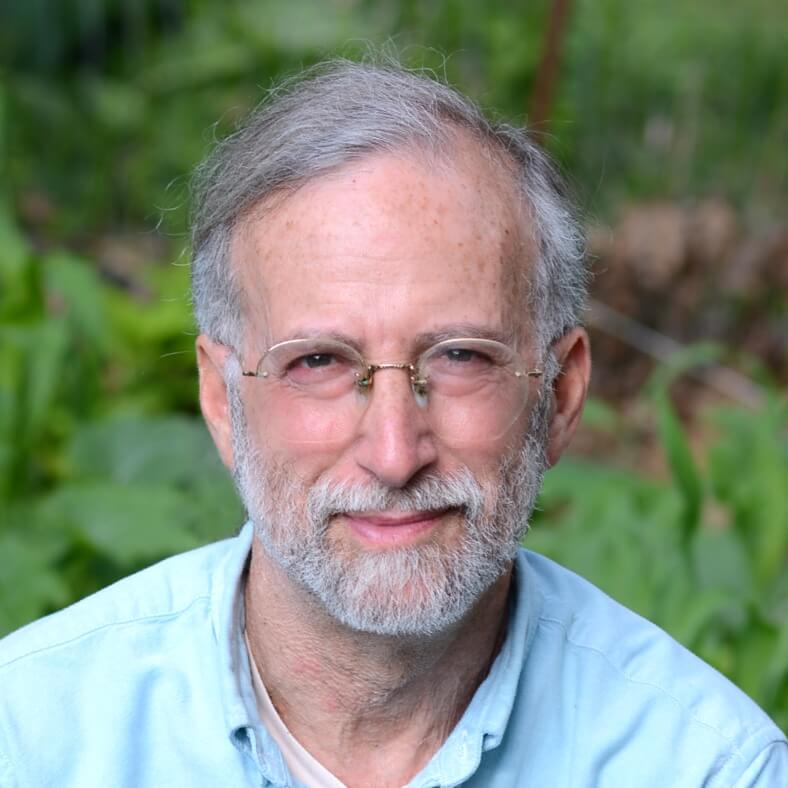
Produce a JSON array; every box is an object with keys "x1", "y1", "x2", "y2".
[{"x1": 0, "y1": 60, "x2": 785, "y2": 787}]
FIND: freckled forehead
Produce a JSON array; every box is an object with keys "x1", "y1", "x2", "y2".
[{"x1": 232, "y1": 140, "x2": 534, "y2": 343}]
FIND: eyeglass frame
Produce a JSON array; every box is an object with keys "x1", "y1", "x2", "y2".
[{"x1": 237, "y1": 336, "x2": 544, "y2": 400}]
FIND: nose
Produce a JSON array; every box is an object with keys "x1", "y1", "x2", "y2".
[{"x1": 352, "y1": 367, "x2": 439, "y2": 488}]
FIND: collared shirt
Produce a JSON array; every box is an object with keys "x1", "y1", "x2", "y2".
[{"x1": 0, "y1": 523, "x2": 785, "y2": 787}]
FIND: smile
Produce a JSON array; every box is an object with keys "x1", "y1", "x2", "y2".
[{"x1": 341, "y1": 508, "x2": 457, "y2": 547}]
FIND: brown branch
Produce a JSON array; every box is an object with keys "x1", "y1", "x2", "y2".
[
  {"x1": 529, "y1": 0, "x2": 574, "y2": 133},
  {"x1": 587, "y1": 299, "x2": 766, "y2": 409}
]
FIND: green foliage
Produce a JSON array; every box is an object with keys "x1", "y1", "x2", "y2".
[
  {"x1": 3, "y1": 0, "x2": 787, "y2": 234},
  {"x1": 0, "y1": 220, "x2": 242, "y2": 636},
  {"x1": 529, "y1": 391, "x2": 788, "y2": 730}
]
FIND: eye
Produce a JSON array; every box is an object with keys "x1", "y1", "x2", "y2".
[
  {"x1": 295, "y1": 353, "x2": 338, "y2": 370},
  {"x1": 444, "y1": 347, "x2": 485, "y2": 364},
  {"x1": 427, "y1": 345, "x2": 497, "y2": 378},
  {"x1": 286, "y1": 351, "x2": 348, "y2": 376},
  {"x1": 280, "y1": 348, "x2": 359, "y2": 390},
  {"x1": 440, "y1": 346, "x2": 496, "y2": 367}
]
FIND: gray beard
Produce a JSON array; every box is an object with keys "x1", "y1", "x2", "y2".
[{"x1": 228, "y1": 380, "x2": 549, "y2": 637}]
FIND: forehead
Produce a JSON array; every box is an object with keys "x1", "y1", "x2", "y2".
[{"x1": 232, "y1": 143, "x2": 533, "y2": 350}]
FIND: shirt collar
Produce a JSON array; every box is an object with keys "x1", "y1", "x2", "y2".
[{"x1": 210, "y1": 525, "x2": 540, "y2": 787}]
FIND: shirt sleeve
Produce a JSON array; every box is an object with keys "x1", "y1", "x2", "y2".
[{"x1": 731, "y1": 739, "x2": 788, "y2": 787}]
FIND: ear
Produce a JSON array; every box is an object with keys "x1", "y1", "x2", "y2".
[
  {"x1": 196, "y1": 335, "x2": 236, "y2": 471},
  {"x1": 545, "y1": 327, "x2": 591, "y2": 468}
]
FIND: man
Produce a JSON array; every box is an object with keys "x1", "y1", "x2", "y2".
[{"x1": 0, "y1": 59, "x2": 785, "y2": 788}]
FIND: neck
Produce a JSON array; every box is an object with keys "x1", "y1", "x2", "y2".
[{"x1": 244, "y1": 541, "x2": 512, "y2": 788}]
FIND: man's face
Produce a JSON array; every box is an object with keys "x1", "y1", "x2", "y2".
[{"x1": 224, "y1": 145, "x2": 549, "y2": 635}]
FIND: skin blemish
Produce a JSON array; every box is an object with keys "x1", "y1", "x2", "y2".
[{"x1": 292, "y1": 655, "x2": 326, "y2": 680}]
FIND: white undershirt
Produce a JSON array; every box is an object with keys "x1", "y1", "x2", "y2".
[{"x1": 245, "y1": 630, "x2": 346, "y2": 788}]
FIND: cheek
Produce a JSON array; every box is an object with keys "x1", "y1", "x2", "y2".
[
  {"x1": 447, "y1": 400, "x2": 536, "y2": 478},
  {"x1": 244, "y1": 388, "x2": 353, "y2": 453},
  {"x1": 242, "y1": 393, "x2": 352, "y2": 484}
]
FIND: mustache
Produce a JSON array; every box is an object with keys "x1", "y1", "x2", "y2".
[{"x1": 305, "y1": 467, "x2": 487, "y2": 526}]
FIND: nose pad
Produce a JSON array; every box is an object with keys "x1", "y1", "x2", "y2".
[
  {"x1": 359, "y1": 362, "x2": 430, "y2": 402},
  {"x1": 353, "y1": 367, "x2": 438, "y2": 487},
  {"x1": 357, "y1": 366, "x2": 429, "y2": 434},
  {"x1": 411, "y1": 374, "x2": 429, "y2": 400}
]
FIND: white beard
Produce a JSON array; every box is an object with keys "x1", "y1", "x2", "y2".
[{"x1": 228, "y1": 379, "x2": 549, "y2": 637}]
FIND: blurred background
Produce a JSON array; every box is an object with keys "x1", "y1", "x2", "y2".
[{"x1": 0, "y1": 0, "x2": 785, "y2": 727}]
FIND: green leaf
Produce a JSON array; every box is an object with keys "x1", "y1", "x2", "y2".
[
  {"x1": 187, "y1": 477, "x2": 245, "y2": 542},
  {"x1": 762, "y1": 615, "x2": 788, "y2": 708},
  {"x1": 0, "y1": 229, "x2": 37, "y2": 320},
  {"x1": 19, "y1": 318, "x2": 71, "y2": 447},
  {"x1": 68, "y1": 414, "x2": 231, "y2": 487},
  {"x1": 43, "y1": 251, "x2": 110, "y2": 352},
  {"x1": 0, "y1": 317, "x2": 70, "y2": 498},
  {"x1": 670, "y1": 588, "x2": 746, "y2": 648},
  {"x1": 37, "y1": 482, "x2": 201, "y2": 565},
  {"x1": 0, "y1": 532, "x2": 69, "y2": 637},
  {"x1": 732, "y1": 617, "x2": 778, "y2": 704},
  {"x1": 692, "y1": 526, "x2": 753, "y2": 602},
  {"x1": 707, "y1": 401, "x2": 788, "y2": 586},
  {"x1": 655, "y1": 391, "x2": 703, "y2": 540}
]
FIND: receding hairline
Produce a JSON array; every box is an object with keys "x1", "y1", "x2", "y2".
[
  {"x1": 190, "y1": 57, "x2": 587, "y2": 354},
  {"x1": 227, "y1": 133, "x2": 539, "y2": 348}
]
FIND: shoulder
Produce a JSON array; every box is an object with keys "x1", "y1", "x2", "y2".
[
  {"x1": 506, "y1": 548, "x2": 787, "y2": 785},
  {"x1": 0, "y1": 532, "x2": 242, "y2": 670},
  {"x1": 0, "y1": 530, "x2": 251, "y2": 786}
]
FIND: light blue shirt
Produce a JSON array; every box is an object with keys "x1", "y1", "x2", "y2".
[{"x1": 1, "y1": 523, "x2": 785, "y2": 787}]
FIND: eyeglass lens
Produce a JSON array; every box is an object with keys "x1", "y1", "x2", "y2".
[{"x1": 249, "y1": 337, "x2": 533, "y2": 446}]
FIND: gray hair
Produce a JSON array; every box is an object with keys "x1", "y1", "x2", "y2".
[{"x1": 190, "y1": 58, "x2": 587, "y2": 355}]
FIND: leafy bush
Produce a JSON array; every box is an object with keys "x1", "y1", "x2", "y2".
[
  {"x1": 3, "y1": 0, "x2": 787, "y2": 234},
  {"x1": 0, "y1": 216, "x2": 242, "y2": 636}
]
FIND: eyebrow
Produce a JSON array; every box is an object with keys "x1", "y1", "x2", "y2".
[{"x1": 269, "y1": 323, "x2": 515, "y2": 354}]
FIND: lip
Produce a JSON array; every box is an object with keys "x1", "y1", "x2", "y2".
[{"x1": 342, "y1": 509, "x2": 453, "y2": 547}]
